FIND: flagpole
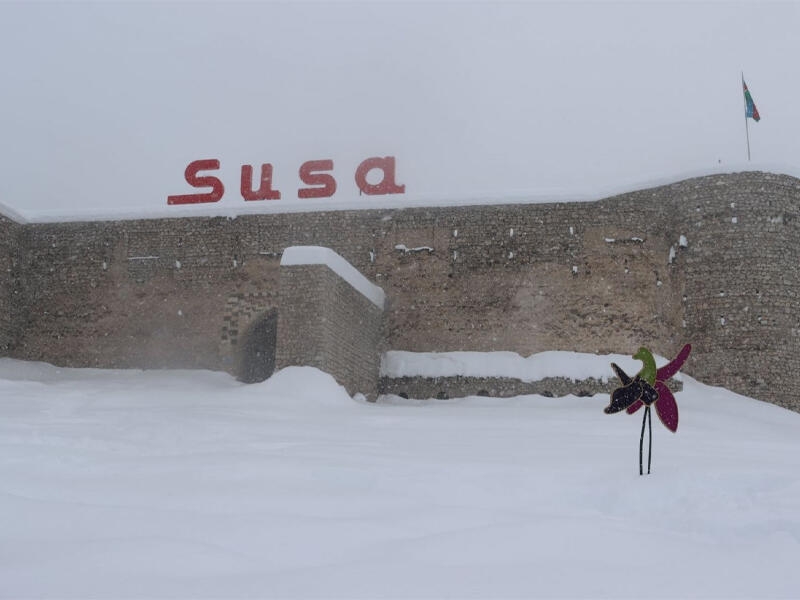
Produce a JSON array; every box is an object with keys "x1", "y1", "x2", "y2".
[{"x1": 742, "y1": 72, "x2": 751, "y2": 161}]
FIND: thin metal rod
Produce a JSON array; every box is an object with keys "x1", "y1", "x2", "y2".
[
  {"x1": 745, "y1": 112, "x2": 751, "y2": 161},
  {"x1": 647, "y1": 406, "x2": 652, "y2": 475},
  {"x1": 743, "y1": 72, "x2": 751, "y2": 161},
  {"x1": 639, "y1": 407, "x2": 647, "y2": 476}
]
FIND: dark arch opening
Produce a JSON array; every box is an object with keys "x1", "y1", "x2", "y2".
[{"x1": 237, "y1": 309, "x2": 278, "y2": 383}]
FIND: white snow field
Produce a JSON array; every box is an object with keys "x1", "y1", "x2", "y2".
[{"x1": 2, "y1": 355, "x2": 800, "y2": 598}]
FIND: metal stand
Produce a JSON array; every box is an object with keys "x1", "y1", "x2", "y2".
[{"x1": 639, "y1": 406, "x2": 652, "y2": 475}]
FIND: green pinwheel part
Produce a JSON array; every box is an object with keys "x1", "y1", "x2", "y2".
[{"x1": 633, "y1": 347, "x2": 657, "y2": 385}]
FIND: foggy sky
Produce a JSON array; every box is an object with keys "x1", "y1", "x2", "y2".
[{"x1": 1, "y1": 1, "x2": 798, "y2": 216}]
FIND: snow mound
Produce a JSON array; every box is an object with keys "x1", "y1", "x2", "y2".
[
  {"x1": 258, "y1": 366, "x2": 357, "y2": 408},
  {"x1": 0, "y1": 357, "x2": 234, "y2": 389}
]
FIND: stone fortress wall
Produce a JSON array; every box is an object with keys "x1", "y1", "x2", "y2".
[
  {"x1": 276, "y1": 248, "x2": 385, "y2": 399},
  {"x1": 0, "y1": 215, "x2": 23, "y2": 354},
  {"x1": 0, "y1": 171, "x2": 797, "y2": 410}
]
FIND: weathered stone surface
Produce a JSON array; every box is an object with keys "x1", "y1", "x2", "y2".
[
  {"x1": 0, "y1": 215, "x2": 23, "y2": 353},
  {"x1": 276, "y1": 263, "x2": 384, "y2": 399},
  {"x1": 0, "y1": 171, "x2": 797, "y2": 409},
  {"x1": 379, "y1": 375, "x2": 683, "y2": 400}
]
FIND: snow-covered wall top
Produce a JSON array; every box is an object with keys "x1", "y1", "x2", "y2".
[
  {"x1": 281, "y1": 246, "x2": 385, "y2": 309},
  {"x1": 0, "y1": 201, "x2": 27, "y2": 224},
  {"x1": 10, "y1": 164, "x2": 800, "y2": 224}
]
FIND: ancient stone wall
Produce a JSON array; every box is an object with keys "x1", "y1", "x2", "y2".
[
  {"x1": 670, "y1": 173, "x2": 800, "y2": 410},
  {"x1": 379, "y1": 374, "x2": 682, "y2": 400},
  {"x1": 4, "y1": 171, "x2": 799, "y2": 409},
  {"x1": 0, "y1": 215, "x2": 23, "y2": 353},
  {"x1": 276, "y1": 258, "x2": 385, "y2": 398},
  {"x1": 12, "y1": 218, "x2": 283, "y2": 373}
]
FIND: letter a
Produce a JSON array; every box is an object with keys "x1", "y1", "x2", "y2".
[{"x1": 355, "y1": 156, "x2": 405, "y2": 195}]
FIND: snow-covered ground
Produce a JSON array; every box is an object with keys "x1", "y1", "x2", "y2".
[{"x1": 2, "y1": 355, "x2": 800, "y2": 598}]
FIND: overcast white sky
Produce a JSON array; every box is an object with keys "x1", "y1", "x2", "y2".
[{"x1": 1, "y1": 1, "x2": 798, "y2": 216}]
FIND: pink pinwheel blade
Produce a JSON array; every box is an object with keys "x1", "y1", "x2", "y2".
[
  {"x1": 654, "y1": 381, "x2": 679, "y2": 432},
  {"x1": 656, "y1": 344, "x2": 691, "y2": 381},
  {"x1": 626, "y1": 399, "x2": 644, "y2": 415}
]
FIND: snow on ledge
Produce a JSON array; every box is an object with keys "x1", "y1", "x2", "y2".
[
  {"x1": 281, "y1": 246, "x2": 385, "y2": 309},
  {"x1": 0, "y1": 200, "x2": 28, "y2": 224},
  {"x1": 381, "y1": 350, "x2": 682, "y2": 383}
]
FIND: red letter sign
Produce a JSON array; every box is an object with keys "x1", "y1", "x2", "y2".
[
  {"x1": 355, "y1": 156, "x2": 405, "y2": 195},
  {"x1": 241, "y1": 163, "x2": 281, "y2": 201},
  {"x1": 167, "y1": 159, "x2": 225, "y2": 205},
  {"x1": 298, "y1": 159, "x2": 337, "y2": 199}
]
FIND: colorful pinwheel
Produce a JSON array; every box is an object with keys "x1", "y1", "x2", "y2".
[{"x1": 604, "y1": 344, "x2": 692, "y2": 475}]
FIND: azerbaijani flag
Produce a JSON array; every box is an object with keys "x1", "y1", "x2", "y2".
[{"x1": 743, "y1": 79, "x2": 760, "y2": 121}]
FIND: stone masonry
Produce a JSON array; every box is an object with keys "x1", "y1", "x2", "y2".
[
  {"x1": 0, "y1": 171, "x2": 797, "y2": 410},
  {"x1": 379, "y1": 374, "x2": 682, "y2": 401},
  {"x1": 0, "y1": 215, "x2": 23, "y2": 353},
  {"x1": 276, "y1": 257, "x2": 384, "y2": 399}
]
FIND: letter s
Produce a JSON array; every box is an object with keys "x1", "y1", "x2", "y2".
[
  {"x1": 298, "y1": 160, "x2": 337, "y2": 199},
  {"x1": 167, "y1": 159, "x2": 225, "y2": 205}
]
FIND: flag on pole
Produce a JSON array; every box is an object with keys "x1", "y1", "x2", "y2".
[{"x1": 743, "y1": 79, "x2": 760, "y2": 122}]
